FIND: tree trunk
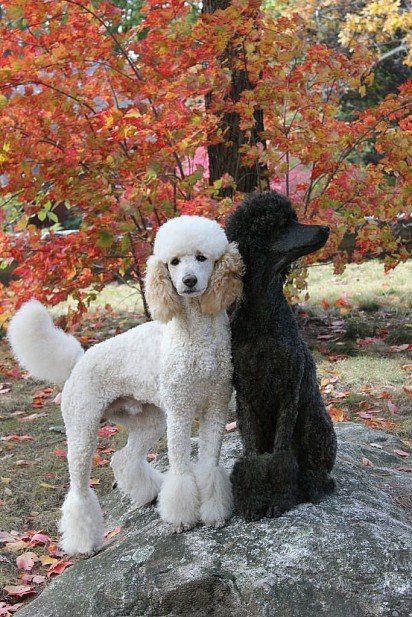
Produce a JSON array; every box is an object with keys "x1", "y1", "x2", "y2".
[{"x1": 202, "y1": 0, "x2": 267, "y2": 195}]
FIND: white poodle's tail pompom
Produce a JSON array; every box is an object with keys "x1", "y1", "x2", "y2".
[{"x1": 7, "y1": 299, "x2": 84, "y2": 385}]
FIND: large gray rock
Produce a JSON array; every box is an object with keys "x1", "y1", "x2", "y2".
[{"x1": 18, "y1": 423, "x2": 411, "y2": 617}]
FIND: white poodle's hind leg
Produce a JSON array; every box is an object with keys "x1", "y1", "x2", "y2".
[
  {"x1": 59, "y1": 397, "x2": 104, "y2": 556},
  {"x1": 158, "y1": 409, "x2": 200, "y2": 533},
  {"x1": 195, "y1": 405, "x2": 233, "y2": 528},
  {"x1": 110, "y1": 404, "x2": 165, "y2": 506}
]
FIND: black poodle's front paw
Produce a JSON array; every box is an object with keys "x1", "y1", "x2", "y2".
[
  {"x1": 298, "y1": 470, "x2": 336, "y2": 503},
  {"x1": 231, "y1": 456, "x2": 273, "y2": 522}
]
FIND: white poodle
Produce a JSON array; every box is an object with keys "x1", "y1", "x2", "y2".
[{"x1": 8, "y1": 215, "x2": 244, "y2": 556}]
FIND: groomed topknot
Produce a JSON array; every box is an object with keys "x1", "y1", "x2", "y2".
[
  {"x1": 225, "y1": 191, "x2": 297, "y2": 248},
  {"x1": 154, "y1": 215, "x2": 228, "y2": 262}
]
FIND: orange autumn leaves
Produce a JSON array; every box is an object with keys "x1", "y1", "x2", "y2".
[{"x1": 0, "y1": 0, "x2": 410, "y2": 321}]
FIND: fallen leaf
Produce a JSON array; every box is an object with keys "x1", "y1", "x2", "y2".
[
  {"x1": 387, "y1": 400, "x2": 399, "y2": 414},
  {"x1": 1, "y1": 435, "x2": 33, "y2": 443},
  {"x1": 16, "y1": 552, "x2": 38, "y2": 572},
  {"x1": 39, "y1": 555, "x2": 58, "y2": 566},
  {"x1": 396, "y1": 466, "x2": 411, "y2": 472},
  {"x1": 3, "y1": 584, "x2": 35, "y2": 598},
  {"x1": 320, "y1": 299, "x2": 330, "y2": 310},
  {"x1": 225, "y1": 421, "x2": 237, "y2": 432},
  {"x1": 18, "y1": 413, "x2": 47, "y2": 423},
  {"x1": 89, "y1": 478, "x2": 100, "y2": 487},
  {"x1": 30, "y1": 533, "x2": 51, "y2": 546},
  {"x1": 4, "y1": 540, "x2": 29, "y2": 552},
  {"x1": 0, "y1": 383, "x2": 12, "y2": 394},
  {"x1": 47, "y1": 559, "x2": 73, "y2": 577},
  {"x1": 393, "y1": 449, "x2": 410, "y2": 458},
  {"x1": 362, "y1": 457, "x2": 374, "y2": 467},
  {"x1": 147, "y1": 451, "x2": 157, "y2": 461},
  {"x1": 369, "y1": 442, "x2": 383, "y2": 449},
  {"x1": 327, "y1": 406, "x2": 345, "y2": 423},
  {"x1": 32, "y1": 575, "x2": 46, "y2": 585},
  {"x1": 53, "y1": 392, "x2": 62, "y2": 405},
  {"x1": 401, "y1": 364, "x2": 412, "y2": 371},
  {"x1": 0, "y1": 532, "x2": 15, "y2": 543},
  {"x1": 47, "y1": 543, "x2": 64, "y2": 557},
  {"x1": 97, "y1": 425, "x2": 119, "y2": 438},
  {"x1": 92, "y1": 453, "x2": 109, "y2": 467},
  {"x1": 388, "y1": 344, "x2": 411, "y2": 353},
  {"x1": 53, "y1": 449, "x2": 67, "y2": 459},
  {"x1": 104, "y1": 526, "x2": 121, "y2": 540},
  {"x1": 403, "y1": 385, "x2": 412, "y2": 398},
  {"x1": 15, "y1": 460, "x2": 33, "y2": 467},
  {"x1": 0, "y1": 602, "x2": 24, "y2": 615}
]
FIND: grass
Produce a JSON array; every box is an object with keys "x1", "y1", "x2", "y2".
[{"x1": 0, "y1": 259, "x2": 411, "y2": 603}]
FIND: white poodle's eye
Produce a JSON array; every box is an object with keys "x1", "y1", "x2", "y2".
[
  {"x1": 196, "y1": 255, "x2": 207, "y2": 262},
  {"x1": 170, "y1": 258, "x2": 180, "y2": 266}
]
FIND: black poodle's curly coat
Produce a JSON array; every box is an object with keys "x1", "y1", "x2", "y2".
[{"x1": 225, "y1": 191, "x2": 337, "y2": 521}]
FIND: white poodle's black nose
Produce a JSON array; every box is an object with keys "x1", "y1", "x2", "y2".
[{"x1": 183, "y1": 275, "x2": 197, "y2": 289}]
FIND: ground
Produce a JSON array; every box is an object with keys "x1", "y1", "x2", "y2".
[{"x1": 0, "y1": 260, "x2": 410, "y2": 611}]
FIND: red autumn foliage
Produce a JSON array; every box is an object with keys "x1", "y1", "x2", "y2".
[{"x1": 0, "y1": 0, "x2": 410, "y2": 323}]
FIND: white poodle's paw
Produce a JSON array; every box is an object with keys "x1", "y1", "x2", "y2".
[
  {"x1": 171, "y1": 521, "x2": 198, "y2": 534},
  {"x1": 157, "y1": 470, "x2": 199, "y2": 530},
  {"x1": 195, "y1": 463, "x2": 233, "y2": 527},
  {"x1": 111, "y1": 450, "x2": 163, "y2": 507},
  {"x1": 59, "y1": 488, "x2": 104, "y2": 556}
]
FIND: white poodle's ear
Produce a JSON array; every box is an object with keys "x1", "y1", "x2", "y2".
[
  {"x1": 145, "y1": 256, "x2": 182, "y2": 323},
  {"x1": 199, "y1": 243, "x2": 244, "y2": 315}
]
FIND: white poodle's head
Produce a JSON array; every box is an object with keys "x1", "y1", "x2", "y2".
[{"x1": 145, "y1": 215, "x2": 244, "y2": 322}]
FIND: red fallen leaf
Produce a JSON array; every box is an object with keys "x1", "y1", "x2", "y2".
[
  {"x1": 0, "y1": 602, "x2": 24, "y2": 615},
  {"x1": 356, "y1": 337, "x2": 383, "y2": 347},
  {"x1": 378, "y1": 391, "x2": 392, "y2": 399},
  {"x1": 3, "y1": 584, "x2": 35, "y2": 598},
  {"x1": 396, "y1": 466, "x2": 412, "y2": 472},
  {"x1": 30, "y1": 533, "x2": 51, "y2": 546},
  {"x1": 388, "y1": 344, "x2": 412, "y2": 353},
  {"x1": 362, "y1": 457, "x2": 374, "y2": 467},
  {"x1": 225, "y1": 421, "x2": 237, "y2": 432},
  {"x1": 54, "y1": 392, "x2": 62, "y2": 405},
  {"x1": 320, "y1": 299, "x2": 330, "y2": 310},
  {"x1": 0, "y1": 383, "x2": 12, "y2": 394},
  {"x1": 97, "y1": 425, "x2": 119, "y2": 438},
  {"x1": 47, "y1": 559, "x2": 73, "y2": 578},
  {"x1": 358, "y1": 412, "x2": 372, "y2": 419},
  {"x1": 403, "y1": 385, "x2": 412, "y2": 398},
  {"x1": 104, "y1": 526, "x2": 121, "y2": 540},
  {"x1": 335, "y1": 296, "x2": 352, "y2": 308},
  {"x1": 47, "y1": 542, "x2": 64, "y2": 557},
  {"x1": 393, "y1": 449, "x2": 410, "y2": 458},
  {"x1": 92, "y1": 453, "x2": 109, "y2": 467},
  {"x1": 327, "y1": 406, "x2": 345, "y2": 423},
  {"x1": 97, "y1": 446, "x2": 115, "y2": 454},
  {"x1": 89, "y1": 477, "x2": 100, "y2": 487},
  {"x1": 15, "y1": 460, "x2": 33, "y2": 467},
  {"x1": 147, "y1": 451, "x2": 157, "y2": 461},
  {"x1": 16, "y1": 551, "x2": 38, "y2": 571},
  {"x1": 387, "y1": 400, "x2": 399, "y2": 415},
  {"x1": 1, "y1": 435, "x2": 33, "y2": 442},
  {"x1": 53, "y1": 449, "x2": 67, "y2": 459}
]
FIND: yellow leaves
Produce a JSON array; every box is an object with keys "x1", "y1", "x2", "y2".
[
  {"x1": 0, "y1": 95, "x2": 8, "y2": 109},
  {"x1": 0, "y1": 141, "x2": 11, "y2": 163}
]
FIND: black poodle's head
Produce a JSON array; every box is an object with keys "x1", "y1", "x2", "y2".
[{"x1": 225, "y1": 191, "x2": 329, "y2": 274}]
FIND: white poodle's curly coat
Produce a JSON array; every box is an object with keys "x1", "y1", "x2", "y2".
[{"x1": 8, "y1": 215, "x2": 243, "y2": 556}]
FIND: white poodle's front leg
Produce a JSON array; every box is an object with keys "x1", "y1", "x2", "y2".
[
  {"x1": 158, "y1": 409, "x2": 199, "y2": 533},
  {"x1": 195, "y1": 405, "x2": 233, "y2": 528}
]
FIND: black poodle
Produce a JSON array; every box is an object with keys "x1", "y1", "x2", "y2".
[{"x1": 225, "y1": 191, "x2": 337, "y2": 521}]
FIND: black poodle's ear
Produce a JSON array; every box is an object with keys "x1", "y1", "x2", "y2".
[
  {"x1": 199, "y1": 243, "x2": 244, "y2": 315},
  {"x1": 145, "y1": 256, "x2": 182, "y2": 323}
]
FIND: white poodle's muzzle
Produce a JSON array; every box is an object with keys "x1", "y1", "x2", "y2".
[{"x1": 167, "y1": 254, "x2": 214, "y2": 297}]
